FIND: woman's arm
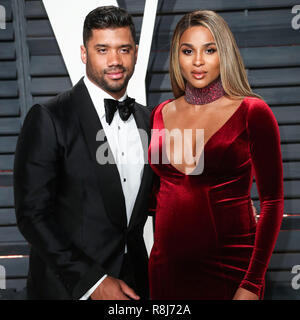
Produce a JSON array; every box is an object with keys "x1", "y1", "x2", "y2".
[{"x1": 238, "y1": 98, "x2": 284, "y2": 298}]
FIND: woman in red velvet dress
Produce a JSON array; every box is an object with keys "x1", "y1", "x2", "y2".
[{"x1": 148, "y1": 10, "x2": 284, "y2": 300}]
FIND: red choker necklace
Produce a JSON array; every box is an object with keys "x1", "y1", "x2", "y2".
[{"x1": 184, "y1": 77, "x2": 225, "y2": 105}]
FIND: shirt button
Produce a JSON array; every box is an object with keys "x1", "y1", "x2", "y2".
[
  {"x1": 118, "y1": 126, "x2": 121, "y2": 130},
  {"x1": 123, "y1": 178, "x2": 126, "y2": 182},
  {"x1": 122, "y1": 152, "x2": 125, "y2": 156}
]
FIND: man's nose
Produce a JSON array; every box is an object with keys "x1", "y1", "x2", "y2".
[{"x1": 107, "y1": 50, "x2": 122, "y2": 66}]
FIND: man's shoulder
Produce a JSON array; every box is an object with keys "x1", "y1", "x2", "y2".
[
  {"x1": 39, "y1": 78, "x2": 85, "y2": 108},
  {"x1": 26, "y1": 84, "x2": 83, "y2": 130},
  {"x1": 41, "y1": 87, "x2": 73, "y2": 113},
  {"x1": 34, "y1": 79, "x2": 87, "y2": 119}
]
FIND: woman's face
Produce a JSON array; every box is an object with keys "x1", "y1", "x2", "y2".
[{"x1": 179, "y1": 26, "x2": 220, "y2": 89}]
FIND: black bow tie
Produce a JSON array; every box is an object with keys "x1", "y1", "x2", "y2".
[{"x1": 104, "y1": 97, "x2": 135, "y2": 125}]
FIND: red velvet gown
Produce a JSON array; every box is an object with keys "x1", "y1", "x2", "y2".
[{"x1": 148, "y1": 97, "x2": 284, "y2": 300}]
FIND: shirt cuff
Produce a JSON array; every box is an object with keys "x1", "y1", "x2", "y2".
[{"x1": 79, "y1": 274, "x2": 108, "y2": 300}]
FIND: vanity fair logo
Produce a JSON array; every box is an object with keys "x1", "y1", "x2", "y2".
[
  {"x1": 0, "y1": 265, "x2": 5, "y2": 289},
  {"x1": 291, "y1": 5, "x2": 300, "y2": 30},
  {"x1": 0, "y1": 4, "x2": 6, "y2": 30},
  {"x1": 96, "y1": 128, "x2": 205, "y2": 175}
]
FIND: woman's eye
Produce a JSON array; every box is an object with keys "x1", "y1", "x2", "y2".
[
  {"x1": 182, "y1": 49, "x2": 192, "y2": 55},
  {"x1": 206, "y1": 48, "x2": 216, "y2": 54}
]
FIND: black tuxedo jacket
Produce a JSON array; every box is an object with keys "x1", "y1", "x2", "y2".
[{"x1": 13, "y1": 78, "x2": 153, "y2": 300}]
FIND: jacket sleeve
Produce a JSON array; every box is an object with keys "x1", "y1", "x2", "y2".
[
  {"x1": 239, "y1": 98, "x2": 284, "y2": 297},
  {"x1": 13, "y1": 104, "x2": 106, "y2": 299}
]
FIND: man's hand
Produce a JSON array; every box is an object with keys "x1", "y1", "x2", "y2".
[
  {"x1": 251, "y1": 200, "x2": 258, "y2": 222},
  {"x1": 90, "y1": 276, "x2": 140, "y2": 300},
  {"x1": 233, "y1": 287, "x2": 259, "y2": 300}
]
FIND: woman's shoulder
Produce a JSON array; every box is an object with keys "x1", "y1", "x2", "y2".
[
  {"x1": 243, "y1": 96, "x2": 274, "y2": 118},
  {"x1": 243, "y1": 96, "x2": 270, "y2": 112},
  {"x1": 150, "y1": 98, "x2": 174, "y2": 119},
  {"x1": 152, "y1": 98, "x2": 174, "y2": 112},
  {"x1": 243, "y1": 96, "x2": 278, "y2": 130}
]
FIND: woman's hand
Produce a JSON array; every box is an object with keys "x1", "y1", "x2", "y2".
[{"x1": 233, "y1": 287, "x2": 259, "y2": 300}]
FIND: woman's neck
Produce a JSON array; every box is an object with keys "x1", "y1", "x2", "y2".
[{"x1": 184, "y1": 77, "x2": 225, "y2": 105}]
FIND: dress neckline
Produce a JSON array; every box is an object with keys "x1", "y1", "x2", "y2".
[{"x1": 158, "y1": 97, "x2": 247, "y2": 176}]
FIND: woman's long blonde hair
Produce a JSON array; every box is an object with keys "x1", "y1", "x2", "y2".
[{"x1": 170, "y1": 10, "x2": 261, "y2": 99}]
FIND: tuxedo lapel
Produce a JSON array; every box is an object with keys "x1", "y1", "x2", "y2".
[
  {"x1": 71, "y1": 79, "x2": 127, "y2": 230},
  {"x1": 128, "y1": 103, "x2": 153, "y2": 230}
]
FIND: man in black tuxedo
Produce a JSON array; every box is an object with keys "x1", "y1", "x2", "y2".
[{"x1": 13, "y1": 6, "x2": 153, "y2": 300}]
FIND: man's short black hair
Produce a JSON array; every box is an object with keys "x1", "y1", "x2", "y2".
[{"x1": 83, "y1": 6, "x2": 136, "y2": 46}]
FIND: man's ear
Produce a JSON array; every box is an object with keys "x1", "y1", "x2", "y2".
[{"x1": 81, "y1": 45, "x2": 87, "y2": 64}]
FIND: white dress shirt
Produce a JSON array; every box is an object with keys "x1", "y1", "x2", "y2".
[{"x1": 80, "y1": 76, "x2": 145, "y2": 299}]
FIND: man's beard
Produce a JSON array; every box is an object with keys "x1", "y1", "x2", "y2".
[{"x1": 86, "y1": 61, "x2": 133, "y2": 94}]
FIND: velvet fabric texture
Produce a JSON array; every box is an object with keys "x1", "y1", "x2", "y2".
[{"x1": 148, "y1": 97, "x2": 284, "y2": 300}]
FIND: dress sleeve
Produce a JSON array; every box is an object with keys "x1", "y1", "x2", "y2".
[{"x1": 239, "y1": 98, "x2": 284, "y2": 297}]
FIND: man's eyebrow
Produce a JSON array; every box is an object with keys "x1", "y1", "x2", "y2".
[
  {"x1": 94, "y1": 44, "x2": 108, "y2": 47},
  {"x1": 94, "y1": 44, "x2": 134, "y2": 48},
  {"x1": 120, "y1": 44, "x2": 134, "y2": 48}
]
